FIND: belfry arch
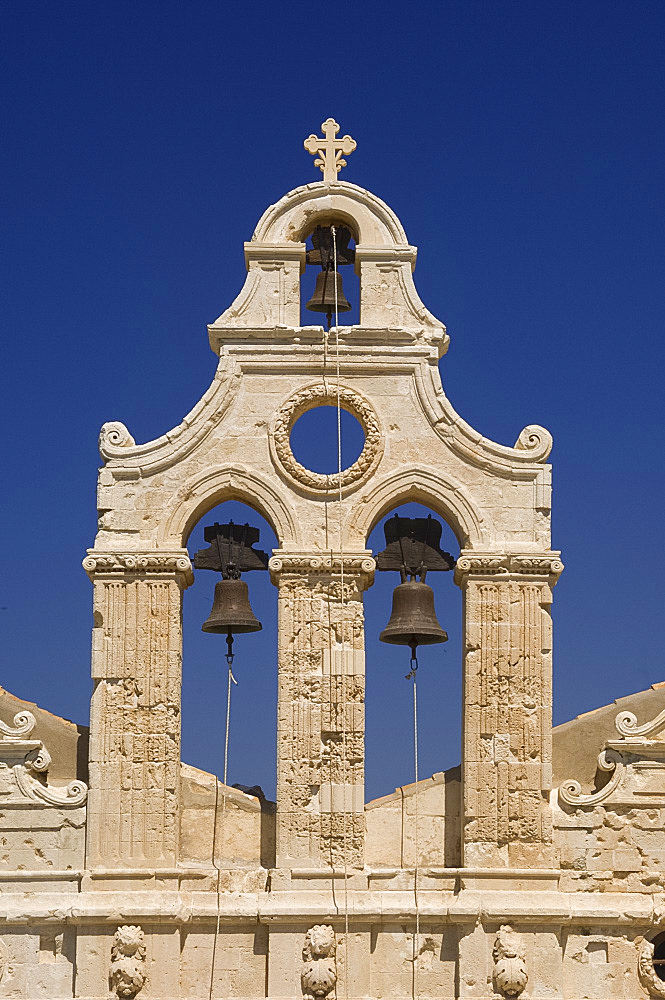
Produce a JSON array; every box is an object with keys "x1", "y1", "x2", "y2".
[{"x1": 82, "y1": 122, "x2": 563, "y2": 997}]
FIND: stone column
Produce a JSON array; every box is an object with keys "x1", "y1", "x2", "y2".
[
  {"x1": 455, "y1": 552, "x2": 563, "y2": 868},
  {"x1": 269, "y1": 552, "x2": 375, "y2": 871},
  {"x1": 82, "y1": 550, "x2": 193, "y2": 868}
]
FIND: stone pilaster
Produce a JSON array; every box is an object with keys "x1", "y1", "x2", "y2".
[
  {"x1": 455, "y1": 552, "x2": 563, "y2": 868},
  {"x1": 82, "y1": 550, "x2": 193, "y2": 868},
  {"x1": 269, "y1": 552, "x2": 375, "y2": 870}
]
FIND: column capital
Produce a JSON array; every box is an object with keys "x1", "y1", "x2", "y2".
[
  {"x1": 269, "y1": 550, "x2": 375, "y2": 588},
  {"x1": 454, "y1": 550, "x2": 564, "y2": 586},
  {"x1": 82, "y1": 549, "x2": 194, "y2": 588}
]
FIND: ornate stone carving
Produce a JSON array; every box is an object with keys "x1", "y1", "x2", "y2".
[
  {"x1": 304, "y1": 118, "x2": 356, "y2": 183},
  {"x1": 455, "y1": 553, "x2": 563, "y2": 584},
  {"x1": 514, "y1": 423, "x2": 553, "y2": 458},
  {"x1": 13, "y1": 767, "x2": 88, "y2": 806},
  {"x1": 0, "y1": 709, "x2": 88, "y2": 807},
  {"x1": 99, "y1": 421, "x2": 136, "y2": 456},
  {"x1": 271, "y1": 383, "x2": 383, "y2": 495},
  {"x1": 492, "y1": 925, "x2": 528, "y2": 998},
  {"x1": 638, "y1": 937, "x2": 665, "y2": 998},
  {"x1": 83, "y1": 550, "x2": 193, "y2": 586},
  {"x1": 616, "y1": 707, "x2": 665, "y2": 739},
  {"x1": 0, "y1": 710, "x2": 37, "y2": 739},
  {"x1": 302, "y1": 925, "x2": 337, "y2": 1000},
  {"x1": 269, "y1": 552, "x2": 375, "y2": 586},
  {"x1": 558, "y1": 748, "x2": 624, "y2": 807},
  {"x1": 110, "y1": 925, "x2": 147, "y2": 998}
]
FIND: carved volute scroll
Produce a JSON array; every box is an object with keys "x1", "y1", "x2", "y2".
[{"x1": 0, "y1": 709, "x2": 87, "y2": 808}]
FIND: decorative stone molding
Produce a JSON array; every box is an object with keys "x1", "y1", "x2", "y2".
[
  {"x1": 302, "y1": 924, "x2": 337, "y2": 1000},
  {"x1": 83, "y1": 550, "x2": 194, "y2": 586},
  {"x1": 0, "y1": 710, "x2": 88, "y2": 807},
  {"x1": 414, "y1": 363, "x2": 553, "y2": 471},
  {"x1": 454, "y1": 552, "x2": 563, "y2": 585},
  {"x1": 110, "y1": 925, "x2": 147, "y2": 999},
  {"x1": 638, "y1": 937, "x2": 665, "y2": 998},
  {"x1": 270, "y1": 383, "x2": 383, "y2": 495},
  {"x1": 269, "y1": 551, "x2": 375, "y2": 587},
  {"x1": 14, "y1": 767, "x2": 88, "y2": 807},
  {"x1": 492, "y1": 925, "x2": 528, "y2": 998},
  {"x1": 558, "y1": 749, "x2": 624, "y2": 807}
]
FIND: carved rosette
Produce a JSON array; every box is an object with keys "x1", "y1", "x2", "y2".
[
  {"x1": 302, "y1": 925, "x2": 337, "y2": 1000},
  {"x1": 492, "y1": 925, "x2": 528, "y2": 998},
  {"x1": 83, "y1": 550, "x2": 194, "y2": 587},
  {"x1": 110, "y1": 925, "x2": 147, "y2": 999},
  {"x1": 270, "y1": 383, "x2": 383, "y2": 495}
]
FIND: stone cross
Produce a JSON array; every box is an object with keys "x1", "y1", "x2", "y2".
[{"x1": 304, "y1": 118, "x2": 357, "y2": 183}]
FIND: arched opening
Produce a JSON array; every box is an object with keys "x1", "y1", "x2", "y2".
[
  {"x1": 300, "y1": 217, "x2": 360, "y2": 328},
  {"x1": 182, "y1": 499, "x2": 278, "y2": 800},
  {"x1": 363, "y1": 502, "x2": 462, "y2": 802}
]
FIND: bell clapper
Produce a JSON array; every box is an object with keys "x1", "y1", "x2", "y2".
[
  {"x1": 405, "y1": 638, "x2": 419, "y2": 680},
  {"x1": 225, "y1": 631, "x2": 238, "y2": 677}
]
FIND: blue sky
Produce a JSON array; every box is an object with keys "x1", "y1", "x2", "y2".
[{"x1": 2, "y1": 1, "x2": 664, "y2": 800}]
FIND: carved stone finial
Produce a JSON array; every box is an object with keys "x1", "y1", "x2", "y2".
[
  {"x1": 302, "y1": 925, "x2": 337, "y2": 999},
  {"x1": 304, "y1": 119, "x2": 356, "y2": 183},
  {"x1": 492, "y1": 925, "x2": 528, "y2": 998},
  {"x1": 110, "y1": 925, "x2": 147, "y2": 998}
]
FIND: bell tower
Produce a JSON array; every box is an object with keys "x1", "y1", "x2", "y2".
[{"x1": 83, "y1": 119, "x2": 562, "y2": 996}]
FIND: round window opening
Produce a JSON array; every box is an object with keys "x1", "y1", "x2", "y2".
[
  {"x1": 653, "y1": 934, "x2": 665, "y2": 983},
  {"x1": 289, "y1": 406, "x2": 365, "y2": 475}
]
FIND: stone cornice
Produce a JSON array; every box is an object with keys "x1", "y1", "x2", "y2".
[
  {"x1": 243, "y1": 241, "x2": 307, "y2": 272},
  {"x1": 0, "y1": 885, "x2": 655, "y2": 926},
  {"x1": 454, "y1": 552, "x2": 564, "y2": 586},
  {"x1": 83, "y1": 550, "x2": 194, "y2": 587},
  {"x1": 269, "y1": 551, "x2": 375, "y2": 587}
]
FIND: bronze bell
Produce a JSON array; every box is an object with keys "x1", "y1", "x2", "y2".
[
  {"x1": 379, "y1": 579, "x2": 448, "y2": 648},
  {"x1": 305, "y1": 268, "x2": 351, "y2": 316},
  {"x1": 202, "y1": 578, "x2": 262, "y2": 635}
]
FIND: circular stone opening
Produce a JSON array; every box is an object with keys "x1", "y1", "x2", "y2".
[
  {"x1": 653, "y1": 934, "x2": 665, "y2": 983},
  {"x1": 289, "y1": 406, "x2": 365, "y2": 475}
]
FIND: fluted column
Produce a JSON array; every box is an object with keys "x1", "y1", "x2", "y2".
[
  {"x1": 83, "y1": 550, "x2": 193, "y2": 868},
  {"x1": 269, "y1": 551, "x2": 374, "y2": 870},
  {"x1": 455, "y1": 552, "x2": 563, "y2": 868}
]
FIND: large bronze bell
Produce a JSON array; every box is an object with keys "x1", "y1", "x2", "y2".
[
  {"x1": 379, "y1": 578, "x2": 448, "y2": 648},
  {"x1": 201, "y1": 578, "x2": 262, "y2": 635},
  {"x1": 305, "y1": 268, "x2": 351, "y2": 317}
]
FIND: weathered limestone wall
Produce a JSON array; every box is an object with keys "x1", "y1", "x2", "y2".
[
  {"x1": 83, "y1": 555, "x2": 192, "y2": 868},
  {"x1": 272, "y1": 555, "x2": 372, "y2": 870},
  {"x1": 456, "y1": 558, "x2": 561, "y2": 868},
  {"x1": 365, "y1": 769, "x2": 461, "y2": 868}
]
